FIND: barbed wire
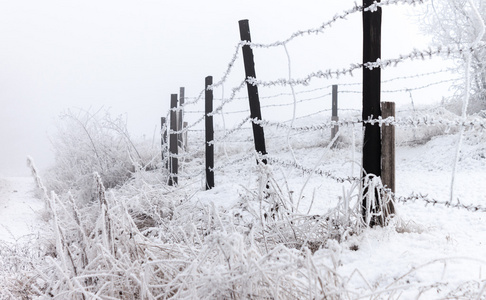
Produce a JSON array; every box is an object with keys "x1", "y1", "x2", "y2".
[
  {"x1": 382, "y1": 68, "x2": 453, "y2": 84},
  {"x1": 381, "y1": 78, "x2": 459, "y2": 93},
  {"x1": 209, "y1": 116, "x2": 252, "y2": 145},
  {"x1": 265, "y1": 155, "x2": 359, "y2": 183},
  {"x1": 168, "y1": 0, "x2": 431, "y2": 119},
  {"x1": 396, "y1": 193, "x2": 486, "y2": 212},
  {"x1": 246, "y1": 44, "x2": 485, "y2": 88},
  {"x1": 364, "y1": 116, "x2": 486, "y2": 129},
  {"x1": 249, "y1": 115, "x2": 486, "y2": 133},
  {"x1": 242, "y1": 0, "x2": 425, "y2": 49},
  {"x1": 211, "y1": 153, "x2": 255, "y2": 171},
  {"x1": 364, "y1": 43, "x2": 486, "y2": 70}
]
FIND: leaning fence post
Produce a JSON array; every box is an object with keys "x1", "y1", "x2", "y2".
[
  {"x1": 362, "y1": 0, "x2": 382, "y2": 226},
  {"x1": 178, "y1": 87, "x2": 185, "y2": 151},
  {"x1": 169, "y1": 94, "x2": 178, "y2": 186},
  {"x1": 331, "y1": 84, "x2": 339, "y2": 140},
  {"x1": 381, "y1": 101, "x2": 395, "y2": 193},
  {"x1": 205, "y1": 76, "x2": 215, "y2": 190},
  {"x1": 161, "y1": 117, "x2": 168, "y2": 168},
  {"x1": 238, "y1": 19, "x2": 267, "y2": 164}
]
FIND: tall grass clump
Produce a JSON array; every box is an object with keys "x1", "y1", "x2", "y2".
[{"x1": 24, "y1": 155, "x2": 359, "y2": 299}]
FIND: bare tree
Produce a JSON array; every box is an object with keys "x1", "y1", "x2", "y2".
[{"x1": 421, "y1": 0, "x2": 486, "y2": 114}]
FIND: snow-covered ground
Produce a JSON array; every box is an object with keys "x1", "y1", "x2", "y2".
[
  {"x1": 0, "y1": 177, "x2": 44, "y2": 243},
  {"x1": 0, "y1": 123, "x2": 485, "y2": 298},
  {"x1": 190, "y1": 129, "x2": 486, "y2": 298}
]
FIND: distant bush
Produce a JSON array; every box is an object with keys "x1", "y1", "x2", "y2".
[{"x1": 44, "y1": 109, "x2": 160, "y2": 204}]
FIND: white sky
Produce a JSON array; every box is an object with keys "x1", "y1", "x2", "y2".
[{"x1": 0, "y1": 0, "x2": 448, "y2": 176}]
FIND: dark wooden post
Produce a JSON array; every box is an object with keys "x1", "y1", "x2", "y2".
[
  {"x1": 238, "y1": 19, "x2": 267, "y2": 164},
  {"x1": 178, "y1": 87, "x2": 185, "y2": 150},
  {"x1": 205, "y1": 76, "x2": 215, "y2": 190},
  {"x1": 169, "y1": 94, "x2": 178, "y2": 186},
  {"x1": 362, "y1": 0, "x2": 382, "y2": 224},
  {"x1": 161, "y1": 117, "x2": 168, "y2": 168},
  {"x1": 381, "y1": 101, "x2": 395, "y2": 193},
  {"x1": 331, "y1": 85, "x2": 339, "y2": 140}
]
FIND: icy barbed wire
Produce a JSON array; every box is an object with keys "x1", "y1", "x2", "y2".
[
  {"x1": 211, "y1": 153, "x2": 255, "y2": 171},
  {"x1": 167, "y1": 0, "x2": 410, "y2": 98},
  {"x1": 168, "y1": 80, "x2": 247, "y2": 135},
  {"x1": 240, "y1": 0, "x2": 424, "y2": 49},
  {"x1": 382, "y1": 78, "x2": 460, "y2": 93},
  {"x1": 396, "y1": 193, "x2": 486, "y2": 212},
  {"x1": 334, "y1": 77, "x2": 457, "y2": 95},
  {"x1": 382, "y1": 68, "x2": 453, "y2": 83},
  {"x1": 190, "y1": 76, "x2": 454, "y2": 116},
  {"x1": 250, "y1": 115, "x2": 486, "y2": 133},
  {"x1": 207, "y1": 80, "x2": 247, "y2": 117},
  {"x1": 252, "y1": 117, "x2": 359, "y2": 132},
  {"x1": 172, "y1": 44, "x2": 243, "y2": 111},
  {"x1": 272, "y1": 69, "x2": 453, "y2": 95},
  {"x1": 223, "y1": 132, "x2": 304, "y2": 144},
  {"x1": 165, "y1": 0, "x2": 432, "y2": 118},
  {"x1": 208, "y1": 115, "x2": 252, "y2": 146},
  {"x1": 264, "y1": 155, "x2": 359, "y2": 183},
  {"x1": 247, "y1": 44, "x2": 486, "y2": 88},
  {"x1": 364, "y1": 43, "x2": 486, "y2": 70},
  {"x1": 364, "y1": 115, "x2": 486, "y2": 129},
  {"x1": 257, "y1": 68, "x2": 453, "y2": 98},
  {"x1": 240, "y1": 4, "x2": 361, "y2": 49},
  {"x1": 280, "y1": 108, "x2": 360, "y2": 124}
]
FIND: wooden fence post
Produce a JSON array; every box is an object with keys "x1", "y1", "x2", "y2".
[
  {"x1": 238, "y1": 19, "x2": 267, "y2": 164},
  {"x1": 161, "y1": 117, "x2": 168, "y2": 168},
  {"x1": 183, "y1": 121, "x2": 188, "y2": 150},
  {"x1": 362, "y1": 0, "x2": 382, "y2": 225},
  {"x1": 169, "y1": 94, "x2": 178, "y2": 186},
  {"x1": 331, "y1": 84, "x2": 339, "y2": 140},
  {"x1": 381, "y1": 101, "x2": 395, "y2": 193},
  {"x1": 205, "y1": 76, "x2": 215, "y2": 190},
  {"x1": 178, "y1": 87, "x2": 185, "y2": 150}
]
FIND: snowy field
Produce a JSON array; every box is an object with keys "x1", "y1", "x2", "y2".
[{"x1": 0, "y1": 114, "x2": 485, "y2": 299}]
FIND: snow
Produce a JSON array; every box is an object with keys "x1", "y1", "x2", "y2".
[
  {"x1": 1, "y1": 119, "x2": 485, "y2": 298},
  {"x1": 187, "y1": 128, "x2": 486, "y2": 298},
  {"x1": 0, "y1": 177, "x2": 45, "y2": 243}
]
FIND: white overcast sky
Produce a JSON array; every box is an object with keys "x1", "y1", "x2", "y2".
[{"x1": 1, "y1": 0, "x2": 446, "y2": 176}]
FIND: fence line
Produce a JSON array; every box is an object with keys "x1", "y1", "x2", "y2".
[{"x1": 159, "y1": 0, "x2": 484, "y2": 217}]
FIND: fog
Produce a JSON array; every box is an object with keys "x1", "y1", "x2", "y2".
[{"x1": 0, "y1": 0, "x2": 437, "y2": 176}]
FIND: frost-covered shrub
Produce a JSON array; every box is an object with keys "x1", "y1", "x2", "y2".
[
  {"x1": 45, "y1": 109, "x2": 160, "y2": 203},
  {"x1": 396, "y1": 105, "x2": 459, "y2": 146}
]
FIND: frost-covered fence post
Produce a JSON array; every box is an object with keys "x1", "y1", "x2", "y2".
[
  {"x1": 161, "y1": 117, "x2": 168, "y2": 169},
  {"x1": 178, "y1": 87, "x2": 185, "y2": 151},
  {"x1": 205, "y1": 76, "x2": 215, "y2": 190},
  {"x1": 381, "y1": 101, "x2": 395, "y2": 194},
  {"x1": 331, "y1": 84, "x2": 339, "y2": 140},
  {"x1": 169, "y1": 94, "x2": 178, "y2": 186},
  {"x1": 362, "y1": 0, "x2": 382, "y2": 225},
  {"x1": 239, "y1": 19, "x2": 267, "y2": 164}
]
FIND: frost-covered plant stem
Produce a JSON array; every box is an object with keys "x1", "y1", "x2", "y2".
[
  {"x1": 284, "y1": 44, "x2": 299, "y2": 165},
  {"x1": 296, "y1": 129, "x2": 341, "y2": 212},
  {"x1": 450, "y1": 0, "x2": 485, "y2": 204}
]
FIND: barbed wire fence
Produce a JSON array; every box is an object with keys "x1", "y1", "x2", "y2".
[{"x1": 160, "y1": 0, "x2": 485, "y2": 214}]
